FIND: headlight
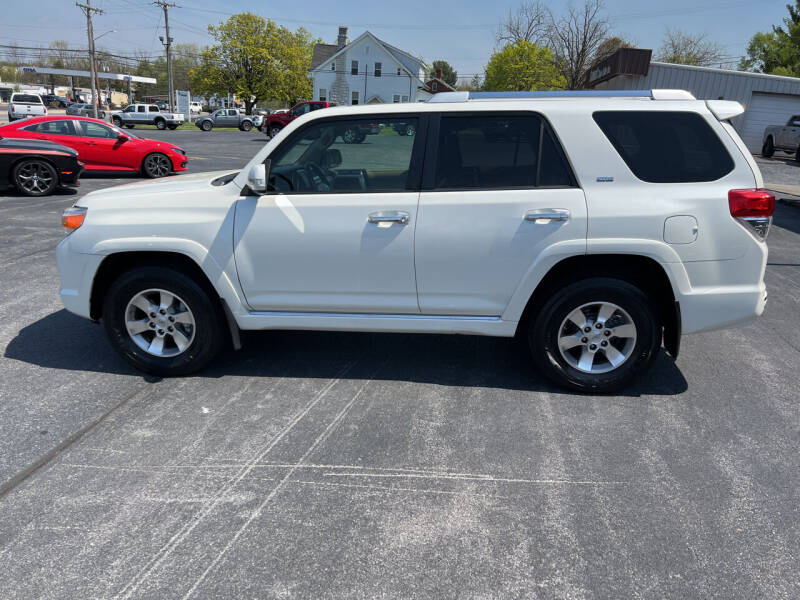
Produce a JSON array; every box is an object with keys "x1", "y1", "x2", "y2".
[{"x1": 171, "y1": 147, "x2": 186, "y2": 155}]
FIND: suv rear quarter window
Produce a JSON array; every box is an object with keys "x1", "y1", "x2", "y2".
[{"x1": 593, "y1": 111, "x2": 734, "y2": 183}]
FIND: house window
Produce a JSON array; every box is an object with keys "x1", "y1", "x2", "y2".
[
  {"x1": 351, "y1": 91, "x2": 359, "y2": 105},
  {"x1": 393, "y1": 94, "x2": 401, "y2": 103},
  {"x1": 402, "y1": 95, "x2": 409, "y2": 102},
  {"x1": 432, "y1": 82, "x2": 438, "y2": 91},
  {"x1": 374, "y1": 62, "x2": 382, "y2": 77},
  {"x1": 331, "y1": 63, "x2": 335, "y2": 71},
  {"x1": 351, "y1": 60, "x2": 359, "y2": 75},
  {"x1": 397, "y1": 67, "x2": 401, "y2": 76},
  {"x1": 319, "y1": 88, "x2": 327, "y2": 101}
]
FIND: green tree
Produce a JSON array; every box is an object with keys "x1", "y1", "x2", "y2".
[
  {"x1": 428, "y1": 59, "x2": 458, "y2": 87},
  {"x1": 189, "y1": 13, "x2": 316, "y2": 113},
  {"x1": 483, "y1": 41, "x2": 565, "y2": 91},
  {"x1": 740, "y1": 1, "x2": 800, "y2": 76}
]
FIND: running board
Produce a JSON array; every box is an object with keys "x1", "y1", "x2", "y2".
[{"x1": 235, "y1": 311, "x2": 518, "y2": 337}]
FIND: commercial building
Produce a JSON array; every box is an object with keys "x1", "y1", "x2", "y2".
[{"x1": 587, "y1": 48, "x2": 800, "y2": 152}]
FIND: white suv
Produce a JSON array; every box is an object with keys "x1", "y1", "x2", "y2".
[{"x1": 56, "y1": 90, "x2": 773, "y2": 392}]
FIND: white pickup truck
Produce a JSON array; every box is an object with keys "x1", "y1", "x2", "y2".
[
  {"x1": 7, "y1": 93, "x2": 47, "y2": 122},
  {"x1": 110, "y1": 103, "x2": 184, "y2": 130},
  {"x1": 761, "y1": 115, "x2": 800, "y2": 158}
]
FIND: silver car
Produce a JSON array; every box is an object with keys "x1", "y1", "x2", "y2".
[{"x1": 66, "y1": 103, "x2": 107, "y2": 119}]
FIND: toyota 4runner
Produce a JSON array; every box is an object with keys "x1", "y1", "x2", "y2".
[{"x1": 56, "y1": 89, "x2": 773, "y2": 392}]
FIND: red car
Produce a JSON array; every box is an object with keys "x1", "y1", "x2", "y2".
[
  {"x1": 262, "y1": 101, "x2": 334, "y2": 139},
  {"x1": 0, "y1": 115, "x2": 187, "y2": 178}
]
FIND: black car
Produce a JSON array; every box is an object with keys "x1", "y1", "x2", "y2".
[
  {"x1": 41, "y1": 94, "x2": 70, "y2": 108},
  {"x1": 0, "y1": 138, "x2": 83, "y2": 196}
]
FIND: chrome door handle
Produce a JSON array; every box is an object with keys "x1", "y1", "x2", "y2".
[
  {"x1": 525, "y1": 209, "x2": 570, "y2": 222},
  {"x1": 368, "y1": 212, "x2": 409, "y2": 225}
]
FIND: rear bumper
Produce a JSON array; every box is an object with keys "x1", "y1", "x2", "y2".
[{"x1": 679, "y1": 283, "x2": 766, "y2": 334}]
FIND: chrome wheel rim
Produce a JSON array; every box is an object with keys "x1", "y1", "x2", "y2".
[
  {"x1": 405, "y1": 124, "x2": 415, "y2": 136},
  {"x1": 557, "y1": 301, "x2": 637, "y2": 374},
  {"x1": 16, "y1": 161, "x2": 54, "y2": 194},
  {"x1": 343, "y1": 129, "x2": 357, "y2": 143},
  {"x1": 145, "y1": 154, "x2": 170, "y2": 177},
  {"x1": 125, "y1": 288, "x2": 196, "y2": 357}
]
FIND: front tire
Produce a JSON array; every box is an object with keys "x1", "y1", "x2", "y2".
[
  {"x1": 268, "y1": 125, "x2": 281, "y2": 139},
  {"x1": 103, "y1": 266, "x2": 224, "y2": 376},
  {"x1": 13, "y1": 159, "x2": 57, "y2": 196},
  {"x1": 343, "y1": 127, "x2": 360, "y2": 143},
  {"x1": 112, "y1": 116, "x2": 122, "y2": 127},
  {"x1": 528, "y1": 278, "x2": 660, "y2": 393},
  {"x1": 141, "y1": 152, "x2": 172, "y2": 178},
  {"x1": 762, "y1": 136, "x2": 775, "y2": 158},
  {"x1": 201, "y1": 120, "x2": 212, "y2": 132},
  {"x1": 155, "y1": 119, "x2": 167, "y2": 130}
]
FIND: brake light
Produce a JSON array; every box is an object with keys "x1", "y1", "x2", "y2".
[
  {"x1": 43, "y1": 107, "x2": 47, "y2": 114},
  {"x1": 62, "y1": 206, "x2": 87, "y2": 232},
  {"x1": 729, "y1": 188, "x2": 774, "y2": 240}
]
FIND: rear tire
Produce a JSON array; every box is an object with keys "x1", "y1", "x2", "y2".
[
  {"x1": 240, "y1": 120, "x2": 253, "y2": 132},
  {"x1": 528, "y1": 278, "x2": 660, "y2": 393},
  {"x1": 762, "y1": 136, "x2": 775, "y2": 158},
  {"x1": 102, "y1": 266, "x2": 224, "y2": 377},
  {"x1": 155, "y1": 119, "x2": 167, "y2": 130}
]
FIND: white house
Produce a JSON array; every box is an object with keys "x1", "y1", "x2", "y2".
[{"x1": 310, "y1": 27, "x2": 428, "y2": 106}]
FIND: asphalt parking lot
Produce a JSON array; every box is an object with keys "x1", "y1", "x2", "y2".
[{"x1": 1, "y1": 132, "x2": 799, "y2": 598}]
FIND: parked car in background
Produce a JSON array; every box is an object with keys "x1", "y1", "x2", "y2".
[
  {"x1": 0, "y1": 137, "x2": 82, "y2": 196},
  {"x1": 41, "y1": 94, "x2": 71, "y2": 108},
  {"x1": 110, "y1": 104, "x2": 185, "y2": 130},
  {"x1": 7, "y1": 93, "x2": 47, "y2": 122},
  {"x1": 194, "y1": 108, "x2": 262, "y2": 132},
  {"x1": 390, "y1": 121, "x2": 417, "y2": 136},
  {"x1": 0, "y1": 115, "x2": 187, "y2": 178},
  {"x1": 189, "y1": 101, "x2": 203, "y2": 114},
  {"x1": 261, "y1": 101, "x2": 333, "y2": 138},
  {"x1": 762, "y1": 115, "x2": 800, "y2": 159},
  {"x1": 66, "y1": 103, "x2": 107, "y2": 119},
  {"x1": 54, "y1": 90, "x2": 774, "y2": 392},
  {"x1": 155, "y1": 100, "x2": 168, "y2": 110}
]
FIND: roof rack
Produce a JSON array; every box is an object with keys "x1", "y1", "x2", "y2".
[{"x1": 427, "y1": 89, "x2": 696, "y2": 103}]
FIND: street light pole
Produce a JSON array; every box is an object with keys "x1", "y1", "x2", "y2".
[{"x1": 76, "y1": 0, "x2": 104, "y2": 119}]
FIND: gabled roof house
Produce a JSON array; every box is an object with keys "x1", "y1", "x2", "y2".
[{"x1": 310, "y1": 27, "x2": 429, "y2": 105}]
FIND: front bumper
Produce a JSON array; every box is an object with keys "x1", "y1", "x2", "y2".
[{"x1": 56, "y1": 236, "x2": 104, "y2": 320}]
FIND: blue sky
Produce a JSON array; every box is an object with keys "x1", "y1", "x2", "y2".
[{"x1": 0, "y1": 0, "x2": 789, "y2": 79}]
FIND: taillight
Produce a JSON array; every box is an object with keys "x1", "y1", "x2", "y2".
[
  {"x1": 729, "y1": 188, "x2": 774, "y2": 240},
  {"x1": 43, "y1": 107, "x2": 47, "y2": 114},
  {"x1": 62, "y1": 206, "x2": 87, "y2": 233}
]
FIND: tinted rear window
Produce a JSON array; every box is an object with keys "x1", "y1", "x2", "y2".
[
  {"x1": 13, "y1": 94, "x2": 42, "y2": 104},
  {"x1": 592, "y1": 111, "x2": 734, "y2": 183}
]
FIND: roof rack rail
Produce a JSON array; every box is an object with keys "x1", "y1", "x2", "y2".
[{"x1": 427, "y1": 89, "x2": 695, "y2": 103}]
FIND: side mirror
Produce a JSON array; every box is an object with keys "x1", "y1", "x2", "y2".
[
  {"x1": 247, "y1": 160, "x2": 270, "y2": 195},
  {"x1": 117, "y1": 134, "x2": 129, "y2": 142}
]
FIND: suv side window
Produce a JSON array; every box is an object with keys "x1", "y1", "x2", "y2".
[
  {"x1": 432, "y1": 113, "x2": 574, "y2": 190},
  {"x1": 149, "y1": 105, "x2": 160, "y2": 112},
  {"x1": 268, "y1": 117, "x2": 420, "y2": 194},
  {"x1": 123, "y1": 106, "x2": 135, "y2": 112},
  {"x1": 137, "y1": 106, "x2": 146, "y2": 113},
  {"x1": 593, "y1": 111, "x2": 734, "y2": 183}
]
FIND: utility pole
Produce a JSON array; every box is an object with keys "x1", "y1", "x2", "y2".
[
  {"x1": 154, "y1": 1, "x2": 178, "y2": 113},
  {"x1": 76, "y1": 0, "x2": 103, "y2": 119}
]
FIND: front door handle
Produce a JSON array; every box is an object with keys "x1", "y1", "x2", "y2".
[
  {"x1": 368, "y1": 211, "x2": 409, "y2": 225},
  {"x1": 525, "y1": 209, "x2": 570, "y2": 223}
]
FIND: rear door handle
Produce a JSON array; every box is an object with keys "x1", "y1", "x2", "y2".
[
  {"x1": 525, "y1": 209, "x2": 570, "y2": 222},
  {"x1": 368, "y1": 211, "x2": 409, "y2": 225}
]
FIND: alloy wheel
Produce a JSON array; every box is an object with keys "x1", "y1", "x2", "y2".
[
  {"x1": 15, "y1": 161, "x2": 55, "y2": 195},
  {"x1": 124, "y1": 288, "x2": 196, "y2": 357},
  {"x1": 144, "y1": 154, "x2": 171, "y2": 178},
  {"x1": 557, "y1": 301, "x2": 637, "y2": 374}
]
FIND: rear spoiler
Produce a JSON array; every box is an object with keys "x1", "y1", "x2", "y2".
[{"x1": 706, "y1": 100, "x2": 745, "y2": 121}]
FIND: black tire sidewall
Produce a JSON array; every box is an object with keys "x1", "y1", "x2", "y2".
[
  {"x1": 241, "y1": 121, "x2": 252, "y2": 131},
  {"x1": 529, "y1": 278, "x2": 660, "y2": 393},
  {"x1": 155, "y1": 119, "x2": 166, "y2": 130},
  {"x1": 202, "y1": 121, "x2": 212, "y2": 131},
  {"x1": 13, "y1": 160, "x2": 57, "y2": 196},
  {"x1": 763, "y1": 137, "x2": 774, "y2": 157},
  {"x1": 142, "y1": 153, "x2": 167, "y2": 178},
  {"x1": 269, "y1": 126, "x2": 281, "y2": 138},
  {"x1": 103, "y1": 267, "x2": 223, "y2": 376}
]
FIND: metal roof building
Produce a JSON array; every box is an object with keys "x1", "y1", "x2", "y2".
[{"x1": 588, "y1": 48, "x2": 800, "y2": 153}]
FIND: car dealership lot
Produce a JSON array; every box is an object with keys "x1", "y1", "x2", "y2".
[{"x1": 1, "y1": 131, "x2": 799, "y2": 598}]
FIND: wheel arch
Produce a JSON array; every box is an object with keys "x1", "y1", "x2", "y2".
[
  {"x1": 89, "y1": 250, "x2": 241, "y2": 349},
  {"x1": 516, "y1": 254, "x2": 680, "y2": 357}
]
